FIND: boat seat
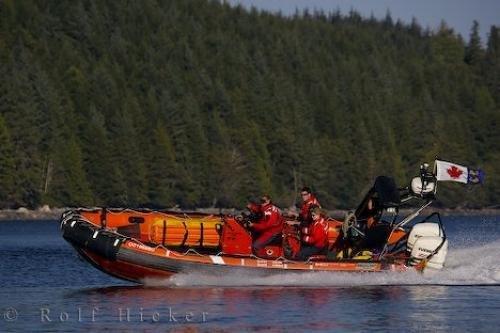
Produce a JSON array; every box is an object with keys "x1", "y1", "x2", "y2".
[{"x1": 264, "y1": 233, "x2": 283, "y2": 246}]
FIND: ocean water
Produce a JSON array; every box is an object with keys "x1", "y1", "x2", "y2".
[{"x1": 1, "y1": 216, "x2": 499, "y2": 332}]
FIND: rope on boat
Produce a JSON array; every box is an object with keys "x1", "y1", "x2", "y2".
[
  {"x1": 80, "y1": 206, "x2": 221, "y2": 219},
  {"x1": 71, "y1": 212, "x2": 295, "y2": 262},
  {"x1": 70, "y1": 214, "x2": 319, "y2": 265},
  {"x1": 181, "y1": 248, "x2": 206, "y2": 257}
]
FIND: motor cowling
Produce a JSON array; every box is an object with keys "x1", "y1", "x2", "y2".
[
  {"x1": 410, "y1": 176, "x2": 436, "y2": 197},
  {"x1": 407, "y1": 223, "x2": 447, "y2": 269}
]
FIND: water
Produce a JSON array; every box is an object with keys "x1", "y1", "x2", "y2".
[{"x1": 1, "y1": 216, "x2": 499, "y2": 332}]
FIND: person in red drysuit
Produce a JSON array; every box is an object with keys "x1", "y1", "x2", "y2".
[
  {"x1": 296, "y1": 207, "x2": 329, "y2": 260},
  {"x1": 298, "y1": 186, "x2": 321, "y2": 228},
  {"x1": 247, "y1": 194, "x2": 284, "y2": 257}
]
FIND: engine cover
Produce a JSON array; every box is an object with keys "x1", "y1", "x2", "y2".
[
  {"x1": 409, "y1": 236, "x2": 448, "y2": 269},
  {"x1": 407, "y1": 222, "x2": 443, "y2": 251},
  {"x1": 410, "y1": 177, "x2": 436, "y2": 196}
]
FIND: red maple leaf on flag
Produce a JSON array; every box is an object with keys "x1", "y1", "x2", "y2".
[{"x1": 447, "y1": 166, "x2": 463, "y2": 179}]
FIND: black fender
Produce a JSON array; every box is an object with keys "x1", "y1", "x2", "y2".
[{"x1": 61, "y1": 215, "x2": 124, "y2": 260}]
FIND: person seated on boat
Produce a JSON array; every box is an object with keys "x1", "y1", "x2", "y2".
[
  {"x1": 298, "y1": 186, "x2": 321, "y2": 228},
  {"x1": 295, "y1": 207, "x2": 329, "y2": 261},
  {"x1": 246, "y1": 194, "x2": 284, "y2": 257}
]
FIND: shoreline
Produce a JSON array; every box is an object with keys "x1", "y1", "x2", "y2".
[{"x1": 0, "y1": 207, "x2": 499, "y2": 221}]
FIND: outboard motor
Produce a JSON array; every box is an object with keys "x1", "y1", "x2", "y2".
[{"x1": 407, "y1": 222, "x2": 448, "y2": 269}]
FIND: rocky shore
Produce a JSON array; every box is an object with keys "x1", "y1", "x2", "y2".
[{"x1": 0, "y1": 206, "x2": 67, "y2": 220}]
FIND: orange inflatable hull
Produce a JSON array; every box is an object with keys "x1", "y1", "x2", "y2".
[{"x1": 61, "y1": 208, "x2": 410, "y2": 284}]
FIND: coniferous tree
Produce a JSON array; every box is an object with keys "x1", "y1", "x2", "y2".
[
  {"x1": 146, "y1": 122, "x2": 178, "y2": 208},
  {"x1": 465, "y1": 20, "x2": 484, "y2": 67},
  {"x1": 108, "y1": 96, "x2": 148, "y2": 206},
  {"x1": 81, "y1": 106, "x2": 127, "y2": 206},
  {"x1": 484, "y1": 26, "x2": 500, "y2": 104},
  {"x1": 0, "y1": 115, "x2": 16, "y2": 207},
  {"x1": 46, "y1": 136, "x2": 93, "y2": 206}
]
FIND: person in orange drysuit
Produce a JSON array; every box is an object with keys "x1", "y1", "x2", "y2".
[
  {"x1": 296, "y1": 207, "x2": 329, "y2": 261},
  {"x1": 247, "y1": 194, "x2": 284, "y2": 257},
  {"x1": 298, "y1": 186, "x2": 321, "y2": 228}
]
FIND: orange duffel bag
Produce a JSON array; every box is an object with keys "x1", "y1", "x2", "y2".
[{"x1": 149, "y1": 215, "x2": 223, "y2": 248}]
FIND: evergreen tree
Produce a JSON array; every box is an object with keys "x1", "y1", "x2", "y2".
[
  {"x1": 484, "y1": 26, "x2": 500, "y2": 104},
  {"x1": 0, "y1": 115, "x2": 16, "y2": 207},
  {"x1": 146, "y1": 122, "x2": 178, "y2": 208},
  {"x1": 46, "y1": 136, "x2": 93, "y2": 206},
  {"x1": 465, "y1": 20, "x2": 484, "y2": 67},
  {"x1": 80, "y1": 106, "x2": 127, "y2": 206},
  {"x1": 108, "y1": 95, "x2": 148, "y2": 206}
]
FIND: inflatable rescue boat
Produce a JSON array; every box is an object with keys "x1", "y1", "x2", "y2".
[{"x1": 61, "y1": 163, "x2": 455, "y2": 283}]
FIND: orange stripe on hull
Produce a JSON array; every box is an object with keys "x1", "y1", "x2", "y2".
[{"x1": 119, "y1": 240, "x2": 398, "y2": 273}]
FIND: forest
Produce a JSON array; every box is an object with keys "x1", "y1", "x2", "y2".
[{"x1": 0, "y1": 0, "x2": 498, "y2": 210}]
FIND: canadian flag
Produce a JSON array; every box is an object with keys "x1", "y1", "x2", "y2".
[{"x1": 435, "y1": 160, "x2": 468, "y2": 183}]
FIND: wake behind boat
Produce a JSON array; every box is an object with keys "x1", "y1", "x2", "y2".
[{"x1": 60, "y1": 160, "x2": 481, "y2": 284}]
